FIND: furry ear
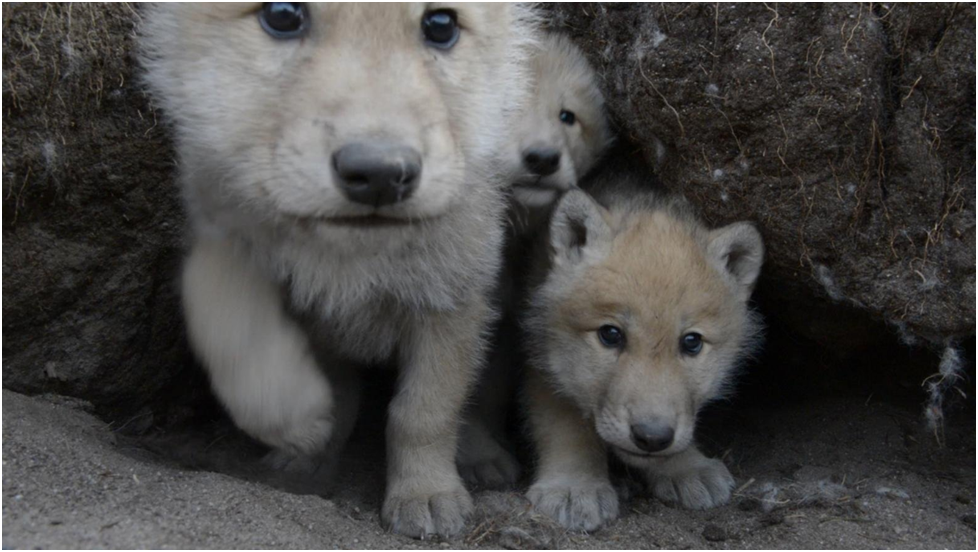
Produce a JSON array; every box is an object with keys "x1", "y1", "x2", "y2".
[
  {"x1": 549, "y1": 189, "x2": 611, "y2": 266},
  {"x1": 707, "y1": 222, "x2": 764, "y2": 298}
]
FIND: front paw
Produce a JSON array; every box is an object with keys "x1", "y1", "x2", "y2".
[
  {"x1": 527, "y1": 478, "x2": 619, "y2": 532},
  {"x1": 382, "y1": 483, "x2": 473, "y2": 539},
  {"x1": 649, "y1": 453, "x2": 734, "y2": 510},
  {"x1": 458, "y1": 446, "x2": 521, "y2": 490},
  {"x1": 457, "y1": 426, "x2": 521, "y2": 490}
]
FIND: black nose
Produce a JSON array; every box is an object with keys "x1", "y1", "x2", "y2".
[
  {"x1": 523, "y1": 147, "x2": 561, "y2": 176},
  {"x1": 332, "y1": 143, "x2": 422, "y2": 206},
  {"x1": 630, "y1": 422, "x2": 675, "y2": 453}
]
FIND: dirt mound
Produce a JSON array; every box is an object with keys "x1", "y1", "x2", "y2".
[{"x1": 2, "y1": 4, "x2": 201, "y2": 417}]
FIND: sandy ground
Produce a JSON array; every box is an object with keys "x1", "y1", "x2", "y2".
[{"x1": 3, "y1": 387, "x2": 974, "y2": 549}]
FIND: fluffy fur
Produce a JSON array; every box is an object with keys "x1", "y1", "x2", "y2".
[
  {"x1": 139, "y1": 3, "x2": 537, "y2": 539},
  {"x1": 522, "y1": 168, "x2": 764, "y2": 531},
  {"x1": 505, "y1": 32, "x2": 612, "y2": 211}
]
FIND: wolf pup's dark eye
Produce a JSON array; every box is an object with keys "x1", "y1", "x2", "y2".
[
  {"x1": 422, "y1": 10, "x2": 459, "y2": 49},
  {"x1": 598, "y1": 325, "x2": 625, "y2": 348},
  {"x1": 681, "y1": 333, "x2": 703, "y2": 355},
  {"x1": 559, "y1": 110, "x2": 576, "y2": 125},
  {"x1": 260, "y1": 3, "x2": 308, "y2": 39}
]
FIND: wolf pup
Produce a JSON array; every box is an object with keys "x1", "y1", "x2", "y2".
[
  {"x1": 139, "y1": 4, "x2": 535, "y2": 539},
  {"x1": 506, "y1": 32, "x2": 613, "y2": 213},
  {"x1": 456, "y1": 31, "x2": 611, "y2": 489},
  {"x1": 522, "y1": 170, "x2": 764, "y2": 531}
]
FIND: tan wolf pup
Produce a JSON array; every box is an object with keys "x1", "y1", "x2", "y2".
[{"x1": 523, "y1": 168, "x2": 764, "y2": 531}]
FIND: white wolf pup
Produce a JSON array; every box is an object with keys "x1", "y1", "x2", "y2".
[
  {"x1": 506, "y1": 32, "x2": 613, "y2": 212},
  {"x1": 139, "y1": 3, "x2": 535, "y2": 538},
  {"x1": 456, "y1": 31, "x2": 611, "y2": 489},
  {"x1": 523, "y1": 169, "x2": 764, "y2": 531}
]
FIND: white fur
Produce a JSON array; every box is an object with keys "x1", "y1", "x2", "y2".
[
  {"x1": 182, "y1": 237, "x2": 335, "y2": 455},
  {"x1": 505, "y1": 32, "x2": 612, "y2": 210},
  {"x1": 140, "y1": 3, "x2": 539, "y2": 539}
]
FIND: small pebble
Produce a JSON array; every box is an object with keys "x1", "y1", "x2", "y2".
[
  {"x1": 792, "y1": 465, "x2": 835, "y2": 483},
  {"x1": 876, "y1": 487, "x2": 910, "y2": 501},
  {"x1": 962, "y1": 513, "x2": 976, "y2": 527},
  {"x1": 499, "y1": 526, "x2": 540, "y2": 550},
  {"x1": 759, "y1": 511, "x2": 785, "y2": 527},
  {"x1": 702, "y1": 523, "x2": 727, "y2": 542}
]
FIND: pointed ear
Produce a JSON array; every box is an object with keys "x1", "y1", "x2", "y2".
[
  {"x1": 549, "y1": 189, "x2": 612, "y2": 266},
  {"x1": 707, "y1": 222, "x2": 764, "y2": 298}
]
